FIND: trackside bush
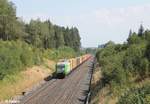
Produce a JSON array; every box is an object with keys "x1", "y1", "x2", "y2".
[
  {"x1": 0, "y1": 40, "x2": 43, "y2": 80},
  {"x1": 0, "y1": 40, "x2": 77, "y2": 80},
  {"x1": 117, "y1": 85, "x2": 150, "y2": 104}
]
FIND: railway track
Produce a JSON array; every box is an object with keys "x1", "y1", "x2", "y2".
[{"x1": 20, "y1": 57, "x2": 94, "y2": 104}]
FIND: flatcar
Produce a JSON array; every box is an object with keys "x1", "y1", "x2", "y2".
[{"x1": 55, "y1": 54, "x2": 91, "y2": 78}]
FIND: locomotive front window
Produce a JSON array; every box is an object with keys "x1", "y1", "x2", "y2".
[{"x1": 57, "y1": 65, "x2": 65, "y2": 71}]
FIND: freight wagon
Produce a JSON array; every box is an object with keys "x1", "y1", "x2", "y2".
[{"x1": 55, "y1": 54, "x2": 91, "y2": 78}]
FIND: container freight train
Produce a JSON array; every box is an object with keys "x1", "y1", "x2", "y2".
[{"x1": 55, "y1": 54, "x2": 91, "y2": 78}]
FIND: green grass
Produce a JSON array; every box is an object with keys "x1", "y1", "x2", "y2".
[
  {"x1": 0, "y1": 40, "x2": 77, "y2": 101},
  {"x1": 117, "y1": 83, "x2": 150, "y2": 104},
  {"x1": 0, "y1": 73, "x2": 23, "y2": 100}
]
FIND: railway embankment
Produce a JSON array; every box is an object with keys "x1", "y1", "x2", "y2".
[
  {"x1": 20, "y1": 57, "x2": 94, "y2": 104},
  {"x1": 0, "y1": 60, "x2": 55, "y2": 104}
]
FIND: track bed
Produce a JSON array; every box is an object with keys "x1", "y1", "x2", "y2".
[{"x1": 20, "y1": 57, "x2": 94, "y2": 104}]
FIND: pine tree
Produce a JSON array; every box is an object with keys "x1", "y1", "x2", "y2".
[
  {"x1": 129, "y1": 29, "x2": 132, "y2": 36},
  {"x1": 138, "y1": 24, "x2": 144, "y2": 37}
]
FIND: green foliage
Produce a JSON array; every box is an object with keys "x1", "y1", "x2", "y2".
[
  {"x1": 144, "y1": 30, "x2": 150, "y2": 41},
  {"x1": 0, "y1": 0, "x2": 81, "y2": 81},
  {"x1": 97, "y1": 44, "x2": 116, "y2": 60},
  {"x1": 24, "y1": 19, "x2": 81, "y2": 51},
  {"x1": 0, "y1": 40, "x2": 43, "y2": 80},
  {"x1": 138, "y1": 24, "x2": 144, "y2": 37},
  {"x1": 0, "y1": 0, "x2": 27, "y2": 41},
  {"x1": 127, "y1": 32, "x2": 143, "y2": 44},
  {"x1": 123, "y1": 44, "x2": 147, "y2": 77},
  {"x1": 85, "y1": 48, "x2": 97, "y2": 55},
  {"x1": 0, "y1": 0, "x2": 81, "y2": 51},
  {"x1": 117, "y1": 85, "x2": 150, "y2": 104},
  {"x1": 0, "y1": 40, "x2": 77, "y2": 80},
  {"x1": 139, "y1": 58, "x2": 149, "y2": 77},
  {"x1": 96, "y1": 26, "x2": 150, "y2": 103},
  {"x1": 104, "y1": 40, "x2": 115, "y2": 47},
  {"x1": 97, "y1": 43, "x2": 128, "y2": 87},
  {"x1": 43, "y1": 47, "x2": 76, "y2": 61},
  {"x1": 146, "y1": 42, "x2": 150, "y2": 61}
]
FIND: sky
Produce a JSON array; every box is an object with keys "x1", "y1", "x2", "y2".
[{"x1": 10, "y1": 0, "x2": 150, "y2": 47}]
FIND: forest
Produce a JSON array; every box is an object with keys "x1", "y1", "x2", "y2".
[
  {"x1": 0, "y1": 0, "x2": 81, "y2": 80},
  {"x1": 94, "y1": 25, "x2": 150, "y2": 104}
]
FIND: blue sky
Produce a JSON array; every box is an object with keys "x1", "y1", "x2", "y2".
[{"x1": 10, "y1": 0, "x2": 150, "y2": 47}]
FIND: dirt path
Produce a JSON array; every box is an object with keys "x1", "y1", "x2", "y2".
[{"x1": 20, "y1": 57, "x2": 94, "y2": 104}]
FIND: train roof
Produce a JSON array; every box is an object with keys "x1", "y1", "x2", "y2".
[
  {"x1": 57, "y1": 61, "x2": 69, "y2": 65},
  {"x1": 58, "y1": 59, "x2": 68, "y2": 62}
]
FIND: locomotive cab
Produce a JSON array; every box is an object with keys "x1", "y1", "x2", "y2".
[{"x1": 56, "y1": 60, "x2": 70, "y2": 78}]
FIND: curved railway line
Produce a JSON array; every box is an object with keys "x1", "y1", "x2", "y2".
[{"x1": 20, "y1": 57, "x2": 94, "y2": 104}]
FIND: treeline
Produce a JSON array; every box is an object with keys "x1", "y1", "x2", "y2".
[
  {"x1": 0, "y1": 0, "x2": 81, "y2": 51},
  {"x1": 25, "y1": 20, "x2": 81, "y2": 51},
  {"x1": 96, "y1": 25, "x2": 150, "y2": 104},
  {"x1": 0, "y1": 0, "x2": 80, "y2": 80}
]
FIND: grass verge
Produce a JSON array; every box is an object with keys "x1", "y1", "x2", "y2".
[{"x1": 0, "y1": 59, "x2": 55, "y2": 101}]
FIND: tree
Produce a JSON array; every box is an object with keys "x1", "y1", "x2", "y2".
[
  {"x1": 127, "y1": 32, "x2": 142, "y2": 44},
  {"x1": 104, "y1": 41, "x2": 115, "y2": 47},
  {"x1": 145, "y1": 42, "x2": 150, "y2": 61},
  {"x1": 46, "y1": 20, "x2": 55, "y2": 48},
  {"x1": 0, "y1": 0, "x2": 82, "y2": 50},
  {"x1": 54, "y1": 25, "x2": 65, "y2": 48},
  {"x1": 138, "y1": 24, "x2": 144, "y2": 37},
  {"x1": 70, "y1": 27, "x2": 81, "y2": 51},
  {"x1": 0, "y1": 0, "x2": 26, "y2": 41},
  {"x1": 129, "y1": 29, "x2": 132, "y2": 37},
  {"x1": 144, "y1": 30, "x2": 150, "y2": 41}
]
